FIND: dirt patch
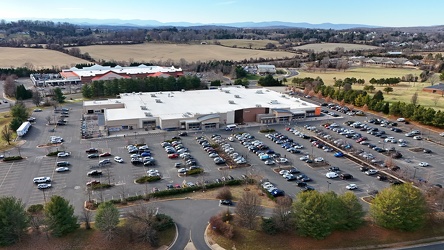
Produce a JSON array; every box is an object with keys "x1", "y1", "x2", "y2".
[
  {"x1": 307, "y1": 162, "x2": 330, "y2": 168},
  {"x1": 409, "y1": 147, "x2": 424, "y2": 152},
  {"x1": 208, "y1": 219, "x2": 444, "y2": 250}
]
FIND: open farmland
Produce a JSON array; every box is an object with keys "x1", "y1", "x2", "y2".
[
  {"x1": 214, "y1": 39, "x2": 280, "y2": 49},
  {"x1": 0, "y1": 48, "x2": 90, "y2": 69},
  {"x1": 75, "y1": 43, "x2": 294, "y2": 63},
  {"x1": 294, "y1": 43, "x2": 380, "y2": 52},
  {"x1": 294, "y1": 66, "x2": 444, "y2": 111}
]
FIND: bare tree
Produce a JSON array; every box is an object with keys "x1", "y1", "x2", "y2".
[
  {"x1": 1, "y1": 125, "x2": 12, "y2": 145},
  {"x1": 32, "y1": 90, "x2": 42, "y2": 106},
  {"x1": 81, "y1": 207, "x2": 93, "y2": 230},
  {"x1": 235, "y1": 191, "x2": 263, "y2": 229},
  {"x1": 411, "y1": 92, "x2": 418, "y2": 105},
  {"x1": 125, "y1": 204, "x2": 161, "y2": 247},
  {"x1": 216, "y1": 187, "x2": 232, "y2": 200},
  {"x1": 433, "y1": 96, "x2": 440, "y2": 107},
  {"x1": 45, "y1": 115, "x2": 52, "y2": 125},
  {"x1": 4, "y1": 75, "x2": 16, "y2": 97},
  {"x1": 272, "y1": 196, "x2": 293, "y2": 231},
  {"x1": 117, "y1": 185, "x2": 127, "y2": 204}
]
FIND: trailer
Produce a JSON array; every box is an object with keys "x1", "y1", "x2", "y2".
[{"x1": 16, "y1": 122, "x2": 31, "y2": 137}]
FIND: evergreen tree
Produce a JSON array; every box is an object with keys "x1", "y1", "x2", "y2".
[
  {"x1": 45, "y1": 195, "x2": 79, "y2": 237},
  {"x1": 0, "y1": 197, "x2": 29, "y2": 246},
  {"x1": 370, "y1": 183, "x2": 427, "y2": 231},
  {"x1": 95, "y1": 202, "x2": 120, "y2": 240}
]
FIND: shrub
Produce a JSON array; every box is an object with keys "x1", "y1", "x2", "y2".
[
  {"x1": 27, "y1": 204, "x2": 44, "y2": 213},
  {"x1": 153, "y1": 214, "x2": 175, "y2": 231},
  {"x1": 135, "y1": 176, "x2": 161, "y2": 184},
  {"x1": 216, "y1": 187, "x2": 233, "y2": 200},
  {"x1": 126, "y1": 195, "x2": 144, "y2": 202},
  {"x1": 262, "y1": 217, "x2": 279, "y2": 235},
  {"x1": 46, "y1": 151, "x2": 62, "y2": 156},
  {"x1": 187, "y1": 168, "x2": 204, "y2": 175},
  {"x1": 259, "y1": 129, "x2": 276, "y2": 133},
  {"x1": 209, "y1": 212, "x2": 234, "y2": 239},
  {"x1": 3, "y1": 156, "x2": 23, "y2": 161},
  {"x1": 91, "y1": 183, "x2": 113, "y2": 190}
]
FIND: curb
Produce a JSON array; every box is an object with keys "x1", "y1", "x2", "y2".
[{"x1": 166, "y1": 222, "x2": 179, "y2": 250}]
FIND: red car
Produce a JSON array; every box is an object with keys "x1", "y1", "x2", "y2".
[
  {"x1": 168, "y1": 153, "x2": 179, "y2": 159},
  {"x1": 99, "y1": 152, "x2": 112, "y2": 157}
]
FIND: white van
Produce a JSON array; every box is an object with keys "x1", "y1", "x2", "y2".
[{"x1": 225, "y1": 124, "x2": 237, "y2": 131}]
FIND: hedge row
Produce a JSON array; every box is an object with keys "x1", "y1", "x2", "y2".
[
  {"x1": 46, "y1": 151, "x2": 62, "y2": 156},
  {"x1": 187, "y1": 168, "x2": 204, "y2": 175},
  {"x1": 3, "y1": 156, "x2": 23, "y2": 161},
  {"x1": 91, "y1": 183, "x2": 113, "y2": 190},
  {"x1": 259, "y1": 129, "x2": 276, "y2": 133},
  {"x1": 135, "y1": 175, "x2": 161, "y2": 184},
  {"x1": 92, "y1": 179, "x2": 252, "y2": 208}
]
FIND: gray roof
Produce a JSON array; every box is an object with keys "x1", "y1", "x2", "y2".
[{"x1": 424, "y1": 83, "x2": 444, "y2": 90}]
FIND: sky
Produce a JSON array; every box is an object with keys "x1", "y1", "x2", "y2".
[{"x1": 0, "y1": 0, "x2": 443, "y2": 27}]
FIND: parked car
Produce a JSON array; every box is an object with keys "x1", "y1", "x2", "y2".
[
  {"x1": 419, "y1": 162, "x2": 429, "y2": 167},
  {"x1": 55, "y1": 167, "x2": 70, "y2": 172},
  {"x1": 114, "y1": 156, "x2": 124, "y2": 163},
  {"x1": 346, "y1": 184, "x2": 358, "y2": 190},
  {"x1": 365, "y1": 169, "x2": 379, "y2": 175},
  {"x1": 57, "y1": 152, "x2": 70, "y2": 157},
  {"x1": 86, "y1": 180, "x2": 100, "y2": 186},
  {"x1": 334, "y1": 152, "x2": 344, "y2": 157},
  {"x1": 86, "y1": 148, "x2": 98, "y2": 153},
  {"x1": 326, "y1": 172, "x2": 339, "y2": 179},
  {"x1": 87, "y1": 170, "x2": 103, "y2": 176},
  {"x1": 56, "y1": 161, "x2": 70, "y2": 167},
  {"x1": 99, "y1": 159, "x2": 111, "y2": 166},
  {"x1": 99, "y1": 152, "x2": 112, "y2": 157},
  {"x1": 37, "y1": 183, "x2": 52, "y2": 189},
  {"x1": 340, "y1": 173, "x2": 353, "y2": 180}
]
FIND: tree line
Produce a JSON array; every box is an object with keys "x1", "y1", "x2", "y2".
[
  {"x1": 0, "y1": 195, "x2": 174, "y2": 247},
  {"x1": 294, "y1": 77, "x2": 444, "y2": 128},
  {"x1": 211, "y1": 183, "x2": 432, "y2": 241},
  {"x1": 81, "y1": 76, "x2": 202, "y2": 98}
]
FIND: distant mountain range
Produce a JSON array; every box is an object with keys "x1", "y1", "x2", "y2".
[{"x1": 21, "y1": 18, "x2": 380, "y2": 30}]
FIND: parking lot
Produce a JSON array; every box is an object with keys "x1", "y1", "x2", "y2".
[{"x1": 2, "y1": 100, "x2": 444, "y2": 214}]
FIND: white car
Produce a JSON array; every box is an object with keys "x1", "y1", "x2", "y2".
[
  {"x1": 325, "y1": 172, "x2": 339, "y2": 179},
  {"x1": 413, "y1": 136, "x2": 422, "y2": 140},
  {"x1": 419, "y1": 162, "x2": 429, "y2": 167},
  {"x1": 314, "y1": 157, "x2": 324, "y2": 163},
  {"x1": 264, "y1": 159, "x2": 275, "y2": 165},
  {"x1": 279, "y1": 170, "x2": 289, "y2": 175},
  {"x1": 277, "y1": 158, "x2": 289, "y2": 164},
  {"x1": 440, "y1": 132, "x2": 444, "y2": 137},
  {"x1": 38, "y1": 183, "x2": 52, "y2": 189},
  {"x1": 365, "y1": 169, "x2": 379, "y2": 175},
  {"x1": 178, "y1": 168, "x2": 188, "y2": 174},
  {"x1": 397, "y1": 118, "x2": 405, "y2": 122},
  {"x1": 55, "y1": 167, "x2": 70, "y2": 172},
  {"x1": 114, "y1": 156, "x2": 124, "y2": 163},
  {"x1": 299, "y1": 155, "x2": 310, "y2": 161},
  {"x1": 346, "y1": 184, "x2": 358, "y2": 190},
  {"x1": 57, "y1": 152, "x2": 70, "y2": 157}
]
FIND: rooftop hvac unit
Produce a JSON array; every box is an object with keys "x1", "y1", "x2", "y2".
[
  {"x1": 181, "y1": 89, "x2": 185, "y2": 92},
  {"x1": 256, "y1": 90, "x2": 263, "y2": 94},
  {"x1": 256, "y1": 104, "x2": 262, "y2": 107},
  {"x1": 155, "y1": 99, "x2": 162, "y2": 103},
  {"x1": 234, "y1": 95, "x2": 240, "y2": 98},
  {"x1": 140, "y1": 106, "x2": 147, "y2": 110},
  {"x1": 228, "y1": 100, "x2": 235, "y2": 104},
  {"x1": 144, "y1": 112, "x2": 152, "y2": 117},
  {"x1": 281, "y1": 94, "x2": 286, "y2": 98},
  {"x1": 151, "y1": 94, "x2": 156, "y2": 97},
  {"x1": 270, "y1": 100, "x2": 279, "y2": 104},
  {"x1": 225, "y1": 90, "x2": 230, "y2": 93}
]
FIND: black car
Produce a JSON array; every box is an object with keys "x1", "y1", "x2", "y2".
[
  {"x1": 219, "y1": 199, "x2": 233, "y2": 206},
  {"x1": 302, "y1": 185, "x2": 315, "y2": 192},
  {"x1": 178, "y1": 131, "x2": 188, "y2": 136},
  {"x1": 340, "y1": 173, "x2": 353, "y2": 180},
  {"x1": 88, "y1": 154, "x2": 99, "y2": 158},
  {"x1": 329, "y1": 166, "x2": 340, "y2": 172},
  {"x1": 56, "y1": 122, "x2": 66, "y2": 126},
  {"x1": 86, "y1": 148, "x2": 99, "y2": 153},
  {"x1": 296, "y1": 181, "x2": 307, "y2": 187},
  {"x1": 360, "y1": 166, "x2": 369, "y2": 172},
  {"x1": 377, "y1": 175, "x2": 387, "y2": 181},
  {"x1": 423, "y1": 148, "x2": 432, "y2": 153}
]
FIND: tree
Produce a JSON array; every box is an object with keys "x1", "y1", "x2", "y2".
[
  {"x1": 216, "y1": 187, "x2": 232, "y2": 200},
  {"x1": 125, "y1": 204, "x2": 174, "y2": 247},
  {"x1": 370, "y1": 183, "x2": 427, "y2": 231},
  {"x1": 293, "y1": 191, "x2": 333, "y2": 239},
  {"x1": 372, "y1": 90, "x2": 384, "y2": 102},
  {"x1": 32, "y1": 90, "x2": 42, "y2": 106},
  {"x1": 1, "y1": 125, "x2": 12, "y2": 145},
  {"x1": 9, "y1": 117, "x2": 22, "y2": 131},
  {"x1": 44, "y1": 195, "x2": 79, "y2": 237},
  {"x1": 235, "y1": 191, "x2": 263, "y2": 229},
  {"x1": 272, "y1": 196, "x2": 293, "y2": 232},
  {"x1": 27, "y1": 204, "x2": 45, "y2": 232},
  {"x1": 10, "y1": 101, "x2": 29, "y2": 122},
  {"x1": 95, "y1": 202, "x2": 120, "y2": 240},
  {"x1": 3, "y1": 75, "x2": 16, "y2": 97},
  {"x1": 363, "y1": 85, "x2": 375, "y2": 93},
  {"x1": 0, "y1": 197, "x2": 29, "y2": 246},
  {"x1": 52, "y1": 87, "x2": 66, "y2": 103},
  {"x1": 337, "y1": 192, "x2": 365, "y2": 230},
  {"x1": 383, "y1": 87, "x2": 394, "y2": 94},
  {"x1": 440, "y1": 72, "x2": 444, "y2": 81},
  {"x1": 411, "y1": 92, "x2": 419, "y2": 105},
  {"x1": 15, "y1": 85, "x2": 32, "y2": 100}
]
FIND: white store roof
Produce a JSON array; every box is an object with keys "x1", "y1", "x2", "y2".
[{"x1": 84, "y1": 87, "x2": 319, "y2": 121}]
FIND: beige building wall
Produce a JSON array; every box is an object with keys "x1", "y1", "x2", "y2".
[
  {"x1": 83, "y1": 103, "x2": 124, "y2": 113},
  {"x1": 106, "y1": 118, "x2": 139, "y2": 129}
]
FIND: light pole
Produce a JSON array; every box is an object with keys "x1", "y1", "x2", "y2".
[
  {"x1": 327, "y1": 181, "x2": 331, "y2": 191},
  {"x1": 413, "y1": 167, "x2": 418, "y2": 180},
  {"x1": 133, "y1": 131, "x2": 138, "y2": 144}
]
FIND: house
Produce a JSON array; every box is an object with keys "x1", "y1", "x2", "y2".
[{"x1": 423, "y1": 83, "x2": 444, "y2": 95}]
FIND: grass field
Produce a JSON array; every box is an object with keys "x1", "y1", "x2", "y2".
[
  {"x1": 215, "y1": 39, "x2": 280, "y2": 49},
  {"x1": 74, "y1": 43, "x2": 294, "y2": 63},
  {"x1": 292, "y1": 66, "x2": 444, "y2": 110},
  {"x1": 0, "y1": 48, "x2": 90, "y2": 69},
  {"x1": 294, "y1": 43, "x2": 380, "y2": 52}
]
